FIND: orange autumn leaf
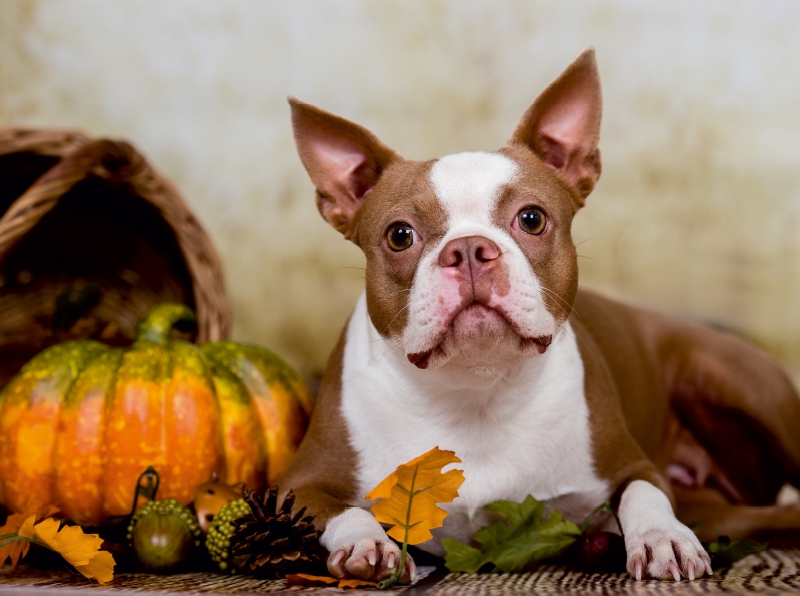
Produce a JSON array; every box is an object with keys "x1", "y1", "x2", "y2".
[
  {"x1": 0, "y1": 504, "x2": 59, "y2": 570},
  {"x1": 285, "y1": 573, "x2": 338, "y2": 587},
  {"x1": 366, "y1": 446, "x2": 464, "y2": 545},
  {"x1": 338, "y1": 578, "x2": 379, "y2": 589},
  {"x1": 73, "y1": 551, "x2": 116, "y2": 584},
  {"x1": 0, "y1": 514, "x2": 33, "y2": 569},
  {"x1": 16, "y1": 515, "x2": 37, "y2": 539},
  {"x1": 285, "y1": 574, "x2": 378, "y2": 589},
  {"x1": 28, "y1": 518, "x2": 115, "y2": 584},
  {"x1": 26, "y1": 518, "x2": 102, "y2": 565}
]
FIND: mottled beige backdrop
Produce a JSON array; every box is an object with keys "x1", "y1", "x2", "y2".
[{"x1": 2, "y1": 1, "x2": 800, "y2": 379}]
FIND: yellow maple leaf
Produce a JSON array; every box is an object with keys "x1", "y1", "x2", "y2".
[
  {"x1": 366, "y1": 446, "x2": 464, "y2": 545},
  {"x1": 16, "y1": 514, "x2": 37, "y2": 539},
  {"x1": 30, "y1": 519, "x2": 103, "y2": 566},
  {"x1": 0, "y1": 504, "x2": 59, "y2": 570},
  {"x1": 28, "y1": 518, "x2": 115, "y2": 584},
  {"x1": 74, "y1": 551, "x2": 116, "y2": 584}
]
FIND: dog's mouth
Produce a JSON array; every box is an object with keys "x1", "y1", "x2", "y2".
[
  {"x1": 406, "y1": 302, "x2": 552, "y2": 369},
  {"x1": 407, "y1": 349, "x2": 439, "y2": 369}
]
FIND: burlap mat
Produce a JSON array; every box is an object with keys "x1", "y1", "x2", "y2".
[{"x1": 1, "y1": 549, "x2": 799, "y2": 595}]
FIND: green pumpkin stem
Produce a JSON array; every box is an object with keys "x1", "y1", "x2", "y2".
[{"x1": 135, "y1": 303, "x2": 197, "y2": 346}]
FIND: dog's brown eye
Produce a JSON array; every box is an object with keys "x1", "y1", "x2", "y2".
[
  {"x1": 516, "y1": 207, "x2": 547, "y2": 235},
  {"x1": 386, "y1": 223, "x2": 417, "y2": 251}
]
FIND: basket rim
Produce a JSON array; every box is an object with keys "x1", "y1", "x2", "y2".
[
  {"x1": 0, "y1": 129, "x2": 230, "y2": 343},
  {"x1": 0, "y1": 127, "x2": 92, "y2": 158}
]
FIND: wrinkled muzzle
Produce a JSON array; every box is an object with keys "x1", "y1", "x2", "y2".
[{"x1": 402, "y1": 231, "x2": 556, "y2": 371}]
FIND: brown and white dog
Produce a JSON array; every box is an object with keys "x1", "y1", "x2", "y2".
[{"x1": 279, "y1": 48, "x2": 800, "y2": 582}]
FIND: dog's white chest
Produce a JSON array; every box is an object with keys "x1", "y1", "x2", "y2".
[{"x1": 339, "y1": 294, "x2": 609, "y2": 554}]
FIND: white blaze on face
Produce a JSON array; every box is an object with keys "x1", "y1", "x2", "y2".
[
  {"x1": 402, "y1": 151, "x2": 558, "y2": 365},
  {"x1": 431, "y1": 152, "x2": 519, "y2": 228}
]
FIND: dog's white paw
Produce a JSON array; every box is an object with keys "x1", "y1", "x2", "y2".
[
  {"x1": 327, "y1": 538, "x2": 416, "y2": 583},
  {"x1": 619, "y1": 480, "x2": 712, "y2": 581},
  {"x1": 619, "y1": 480, "x2": 711, "y2": 581},
  {"x1": 625, "y1": 521, "x2": 712, "y2": 581}
]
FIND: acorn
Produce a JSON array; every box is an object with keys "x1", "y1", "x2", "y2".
[
  {"x1": 206, "y1": 498, "x2": 252, "y2": 572},
  {"x1": 127, "y1": 499, "x2": 202, "y2": 572},
  {"x1": 193, "y1": 473, "x2": 244, "y2": 534},
  {"x1": 578, "y1": 531, "x2": 627, "y2": 573}
]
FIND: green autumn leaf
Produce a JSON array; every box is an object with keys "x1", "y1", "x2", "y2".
[
  {"x1": 443, "y1": 495, "x2": 581, "y2": 573},
  {"x1": 704, "y1": 536, "x2": 768, "y2": 568},
  {"x1": 441, "y1": 538, "x2": 486, "y2": 574}
]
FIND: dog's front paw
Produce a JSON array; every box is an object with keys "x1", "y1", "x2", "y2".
[
  {"x1": 625, "y1": 521, "x2": 712, "y2": 581},
  {"x1": 327, "y1": 538, "x2": 416, "y2": 583},
  {"x1": 619, "y1": 480, "x2": 712, "y2": 581}
]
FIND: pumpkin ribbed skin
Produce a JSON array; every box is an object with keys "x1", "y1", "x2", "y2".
[{"x1": 0, "y1": 304, "x2": 313, "y2": 526}]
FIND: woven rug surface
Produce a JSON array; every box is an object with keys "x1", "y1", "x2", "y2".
[{"x1": 1, "y1": 550, "x2": 800, "y2": 595}]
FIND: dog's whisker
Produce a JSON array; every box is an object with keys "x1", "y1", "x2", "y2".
[
  {"x1": 486, "y1": 335, "x2": 502, "y2": 357},
  {"x1": 540, "y1": 284, "x2": 580, "y2": 318},
  {"x1": 376, "y1": 347, "x2": 391, "y2": 365},
  {"x1": 381, "y1": 303, "x2": 411, "y2": 335},
  {"x1": 539, "y1": 284, "x2": 574, "y2": 311},
  {"x1": 540, "y1": 286, "x2": 577, "y2": 319},
  {"x1": 424, "y1": 343, "x2": 445, "y2": 367},
  {"x1": 556, "y1": 320, "x2": 578, "y2": 344},
  {"x1": 540, "y1": 291, "x2": 572, "y2": 319},
  {"x1": 459, "y1": 346, "x2": 480, "y2": 369}
]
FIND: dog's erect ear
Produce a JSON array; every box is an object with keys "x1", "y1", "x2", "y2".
[
  {"x1": 289, "y1": 97, "x2": 399, "y2": 241},
  {"x1": 510, "y1": 48, "x2": 602, "y2": 207}
]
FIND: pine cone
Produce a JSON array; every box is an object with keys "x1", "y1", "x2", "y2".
[{"x1": 229, "y1": 487, "x2": 324, "y2": 578}]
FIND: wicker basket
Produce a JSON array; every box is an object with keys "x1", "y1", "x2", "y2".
[{"x1": 0, "y1": 128, "x2": 230, "y2": 387}]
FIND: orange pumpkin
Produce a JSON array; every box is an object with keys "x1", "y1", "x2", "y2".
[{"x1": 0, "y1": 303, "x2": 313, "y2": 525}]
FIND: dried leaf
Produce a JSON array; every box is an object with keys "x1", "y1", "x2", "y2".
[
  {"x1": 74, "y1": 551, "x2": 116, "y2": 584},
  {"x1": 0, "y1": 504, "x2": 59, "y2": 570},
  {"x1": 31, "y1": 518, "x2": 115, "y2": 583},
  {"x1": 0, "y1": 515, "x2": 32, "y2": 569},
  {"x1": 366, "y1": 446, "x2": 464, "y2": 545},
  {"x1": 32, "y1": 519, "x2": 103, "y2": 566},
  {"x1": 442, "y1": 495, "x2": 581, "y2": 573},
  {"x1": 285, "y1": 573, "x2": 338, "y2": 587},
  {"x1": 285, "y1": 574, "x2": 378, "y2": 589},
  {"x1": 39, "y1": 505, "x2": 62, "y2": 520},
  {"x1": 704, "y1": 536, "x2": 768, "y2": 568},
  {"x1": 0, "y1": 541, "x2": 30, "y2": 570},
  {"x1": 338, "y1": 578, "x2": 379, "y2": 588},
  {"x1": 17, "y1": 515, "x2": 37, "y2": 539}
]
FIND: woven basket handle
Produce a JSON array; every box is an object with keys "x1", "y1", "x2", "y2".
[{"x1": 0, "y1": 140, "x2": 147, "y2": 256}]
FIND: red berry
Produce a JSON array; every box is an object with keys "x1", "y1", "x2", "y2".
[{"x1": 578, "y1": 531, "x2": 626, "y2": 573}]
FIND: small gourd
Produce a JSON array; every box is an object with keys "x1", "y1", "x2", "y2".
[{"x1": 128, "y1": 499, "x2": 201, "y2": 572}]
